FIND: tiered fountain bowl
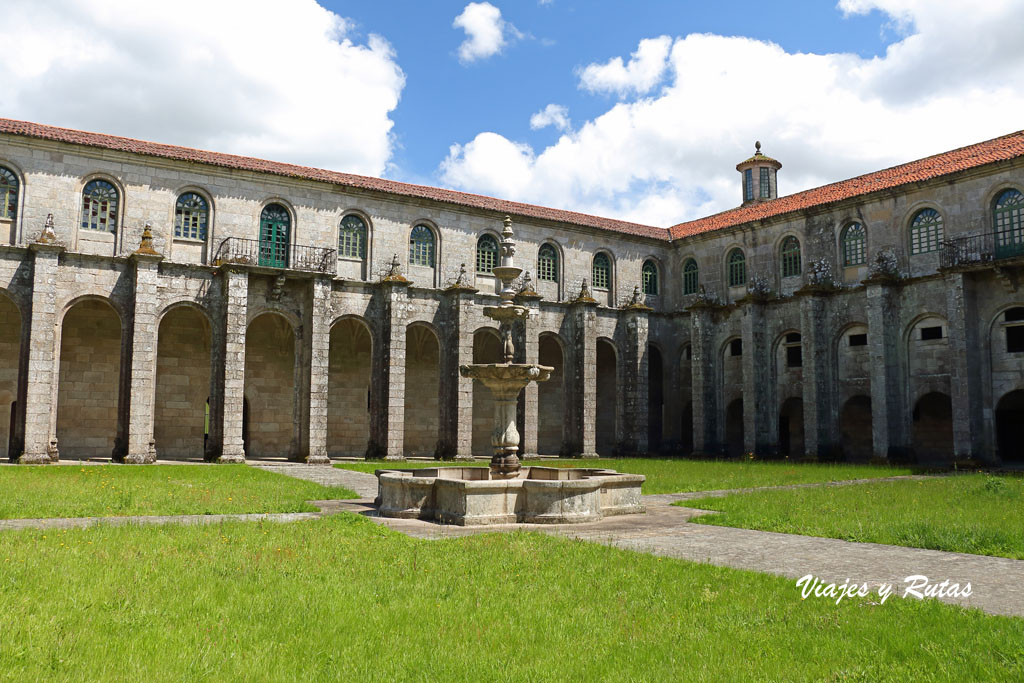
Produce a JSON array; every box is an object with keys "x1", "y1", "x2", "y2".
[{"x1": 375, "y1": 217, "x2": 644, "y2": 526}]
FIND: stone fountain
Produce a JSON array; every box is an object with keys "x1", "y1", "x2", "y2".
[{"x1": 374, "y1": 217, "x2": 644, "y2": 525}]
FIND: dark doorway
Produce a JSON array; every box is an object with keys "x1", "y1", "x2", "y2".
[
  {"x1": 996, "y1": 390, "x2": 1024, "y2": 462},
  {"x1": 912, "y1": 392, "x2": 953, "y2": 463},
  {"x1": 725, "y1": 398, "x2": 744, "y2": 458},
  {"x1": 648, "y1": 344, "x2": 664, "y2": 451},
  {"x1": 779, "y1": 397, "x2": 804, "y2": 457},
  {"x1": 839, "y1": 396, "x2": 873, "y2": 461}
]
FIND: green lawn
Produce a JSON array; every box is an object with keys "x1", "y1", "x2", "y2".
[
  {"x1": 337, "y1": 458, "x2": 913, "y2": 494},
  {"x1": 683, "y1": 474, "x2": 1024, "y2": 559},
  {"x1": 0, "y1": 515, "x2": 1019, "y2": 680},
  {"x1": 0, "y1": 465, "x2": 356, "y2": 519}
]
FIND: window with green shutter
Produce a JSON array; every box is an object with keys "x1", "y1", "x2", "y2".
[
  {"x1": 642, "y1": 260, "x2": 658, "y2": 295},
  {"x1": 841, "y1": 223, "x2": 866, "y2": 266},
  {"x1": 174, "y1": 192, "x2": 208, "y2": 240},
  {"x1": 339, "y1": 214, "x2": 367, "y2": 259},
  {"x1": 759, "y1": 167, "x2": 770, "y2": 199},
  {"x1": 258, "y1": 204, "x2": 290, "y2": 268},
  {"x1": 682, "y1": 258, "x2": 698, "y2": 295},
  {"x1": 538, "y1": 243, "x2": 558, "y2": 282},
  {"x1": 780, "y1": 236, "x2": 801, "y2": 278},
  {"x1": 81, "y1": 180, "x2": 119, "y2": 232},
  {"x1": 727, "y1": 248, "x2": 746, "y2": 287},
  {"x1": 592, "y1": 253, "x2": 611, "y2": 289},
  {"x1": 994, "y1": 189, "x2": 1024, "y2": 259},
  {"x1": 909, "y1": 208, "x2": 943, "y2": 254},
  {"x1": 0, "y1": 167, "x2": 18, "y2": 220},
  {"x1": 409, "y1": 224, "x2": 435, "y2": 267},
  {"x1": 476, "y1": 234, "x2": 498, "y2": 273}
]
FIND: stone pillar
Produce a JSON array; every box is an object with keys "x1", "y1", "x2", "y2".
[
  {"x1": 211, "y1": 268, "x2": 248, "y2": 463},
  {"x1": 567, "y1": 298, "x2": 598, "y2": 458},
  {"x1": 660, "y1": 322, "x2": 683, "y2": 451},
  {"x1": 620, "y1": 308, "x2": 650, "y2": 455},
  {"x1": 865, "y1": 278, "x2": 907, "y2": 460},
  {"x1": 689, "y1": 303, "x2": 717, "y2": 456},
  {"x1": 740, "y1": 299, "x2": 772, "y2": 455},
  {"x1": 944, "y1": 271, "x2": 986, "y2": 461},
  {"x1": 439, "y1": 285, "x2": 477, "y2": 461},
  {"x1": 515, "y1": 295, "x2": 541, "y2": 459},
  {"x1": 123, "y1": 248, "x2": 163, "y2": 463},
  {"x1": 799, "y1": 289, "x2": 833, "y2": 458},
  {"x1": 298, "y1": 276, "x2": 332, "y2": 464},
  {"x1": 370, "y1": 277, "x2": 409, "y2": 460},
  {"x1": 19, "y1": 241, "x2": 64, "y2": 463}
]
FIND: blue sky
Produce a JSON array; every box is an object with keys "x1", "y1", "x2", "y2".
[{"x1": 3, "y1": 1, "x2": 1023, "y2": 226}]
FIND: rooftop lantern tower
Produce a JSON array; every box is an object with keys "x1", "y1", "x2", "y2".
[{"x1": 736, "y1": 141, "x2": 781, "y2": 206}]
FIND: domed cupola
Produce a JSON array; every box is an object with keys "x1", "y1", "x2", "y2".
[{"x1": 736, "y1": 141, "x2": 781, "y2": 206}]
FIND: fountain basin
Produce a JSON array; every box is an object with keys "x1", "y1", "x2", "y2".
[{"x1": 374, "y1": 466, "x2": 645, "y2": 525}]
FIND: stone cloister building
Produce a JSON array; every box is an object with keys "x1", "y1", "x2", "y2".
[{"x1": 1, "y1": 118, "x2": 1023, "y2": 465}]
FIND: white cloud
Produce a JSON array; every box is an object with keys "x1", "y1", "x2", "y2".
[
  {"x1": 579, "y1": 36, "x2": 672, "y2": 97},
  {"x1": 441, "y1": 2, "x2": 1024, "y2": 226},
  {"x1": 529, "y1": 104, "x2": 571, "y2": 132},
  {"x1": 0, "y1": 0, "x2": 405, "y2": 177},
  {"x1": 453, "y1": 2, "x2": 518, "y2": 64}
]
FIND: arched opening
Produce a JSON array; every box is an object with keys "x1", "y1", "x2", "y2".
[
  {"x1": 779, "y1": 397, "x2": 804, "y2": 458},
  {"x1": 839, "y1": 396, "x2": 873, "y2": 461},
  {"x1": 472, "y1": 328, "x2": 503, "y2": 456},
  {"x1": 57, "y1": 299, "x2": 122, "y2": 460},
  {"x1": 725, "y1": 398, "x2": 744, "y2": 458},
  {"x1": 328, "y1": 317, "x2": 372, "y2": 458},
  {"x1": 596, "y1": 339, "x2": 617, "y2": 456},
  {"x1": 912, "y1": 392, "x2": 953, "y2": 463},
  {"x1": 537, "y1": 333, "x2": 564, "y2": 455},
  {"x1": 404, "y1": 324, "x2": 440, "y2": 457},
  {"x1": 244, "y1": 312, "x2": 296, "y2": 459},
  {"x1": 995, "y1": 390, "x2": 1024, "y2": 462},
  {"x1": 680, "y1": 401, "x2": 693, "y2": 455},
  {"x1": 154, "y1": 306, "x2": 211, "y2": 460},
  {"x1": 647, "y1": 344, "x2": 664, "y2": 451},
  {"x1": 0, "y1": 292, "x2": 21, "y2": 460}
]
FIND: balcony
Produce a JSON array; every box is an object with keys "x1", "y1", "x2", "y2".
[
  {"x1": 213, "y1": 237, "x2": 336, "y2": 274},
  {"x1": 940, "y1": 231, "x2": 1024, "y2": 270}
]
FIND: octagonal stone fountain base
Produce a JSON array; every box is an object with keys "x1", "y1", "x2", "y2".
[{"x1": 374, "y1": 466, "x2": 645, "y2": 526}]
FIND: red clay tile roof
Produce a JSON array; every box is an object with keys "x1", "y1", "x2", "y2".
[
  {"x1": 0, "y1": 118, "x2": 669, "y2": 241},
  {"x1": 671, "y1": 130, "x2": 1024, "y2": 239}
]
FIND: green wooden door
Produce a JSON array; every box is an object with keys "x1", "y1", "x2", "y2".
[{"x1": 259, "y1": 205, "x2": 290, "y2": 268}]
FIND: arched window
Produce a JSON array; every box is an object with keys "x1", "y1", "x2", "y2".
[
  {"x1": 538, "y1": 243, "x2": 558, "y2": 282},
  {"x1": 727, "y1": 248, "x2": 746, "y2": 287},
  {"x1": 258, "y1": 203, "x2": 290, "y2": 268},
  {"x1": 780, "y1": 236, "x2": 801, "y2": 278},
  {"x1": 994, "y1": 189, "x2": 1024, "y2": 259},
  {"x1": 592, "y1": 253, "x2": 611, "y2": 289},
  {"x1": 476, "y1": 234, "x2": 498, "y2": 274},
  {"x1": 338, "y1": 214, "x2": 367, "y2": 259},
  {"x1": 642, "y1": 259, "x2": 659, "y2": 295},
  {"x1": 174, "y1": 192, "x2": 208, "y2": 240},
  {"x1": 682, "y1": 258, "x2": 698, "y2": 295},
  {"x1": 841, "y1": 223, "x2": 866, "y2": 266},
  {"x1": 909, "y1": 208, "x2": 943, "y2": 255},
  {"x1": 81, "y1": 179, "x2": 119, "y2": 232},
  {"x1": 409, "y1": 224, "x2": 435, "y2": 267},
  {"x1": 0, "y1": 167, "x2": 18, "y2": 220}
]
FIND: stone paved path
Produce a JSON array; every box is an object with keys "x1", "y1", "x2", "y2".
[{"x1": 249, "y1": 462, "x2": 379, "y2": 498}]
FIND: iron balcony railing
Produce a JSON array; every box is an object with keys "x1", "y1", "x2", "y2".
[
  {"x1": 214, "y1": 237, "x2": 337, "y2": 274},
  {"x1": 940, "y1": 230, "x2": 1024, "y2": 269}
]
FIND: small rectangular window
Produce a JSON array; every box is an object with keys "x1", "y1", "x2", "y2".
[
  {"x1": 744, "y1": 169, "x2": 753, "y2": 201},
  {"x1": 760, "y1": 167, "x2": 770, "y2": 198},
  {"x1": 730, "y1": 339, "x2": 742, "y2": 357},
  {"x1": 848, "y1": 333, "x2": 868, "y2": 347},
  {"x1": 786, "y1": 345, "x2": 802, "y2": 368},
  {"x1": 1007, "y1": 326, "x2": 1024, "y2": 353},
  {"x1": 920, "y1": 326, "x2": 943, "y2": 341},
  {"x1": 785, "y1": 332, "x2": 801, "y2": 344}
]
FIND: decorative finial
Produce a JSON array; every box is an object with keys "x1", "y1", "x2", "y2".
[
  {"x1": 755, "y1": 140, "x2": 762, "y2": 154},
  {"x1": 502, "y1": 215, "x2": 513, "y2": 235},
  {"x1": 133, "y1": 221, "x2": 160, "y2": 256}
]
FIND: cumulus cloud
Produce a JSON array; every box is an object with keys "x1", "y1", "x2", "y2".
[
  {"x1": 529, "y1": 104, "x2": 571, "y2": 132},
  {"x1": 0, "y1": 0, "x2": 405, "y2": 177},
  {"x1": 453, "y1": 2, "x2": 518, "y2": 63},
  {"x1": 441, "y1": 2, "x2": 1024, "y2": 226},
  {"x1": 579, "y1": 36, "x2": 672, "y2": 97}
]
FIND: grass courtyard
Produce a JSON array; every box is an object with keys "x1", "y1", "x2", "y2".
[
  {"x1": 0, "y1": 465, "x2": 357, "y2": 519},
  {"x1": 683, "y1": 474, "x2": 1024, "y2": 559},
  {"x1": 0, "y1": 514, "x2": 1021, "y2": 680},
  {"x1": 337, "y1": 457, "x2": 913, "y2": 494}
]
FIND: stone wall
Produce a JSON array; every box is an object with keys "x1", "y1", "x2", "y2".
[
  {"x1": 327, "y1": 318, "x2": 372, "y2": 457},
  {"x1": 0, "y1": 293, "x2": 20, "y2": 459},
  {"x1": 154, "y1": 306, "x2": 210, "y2": 459},
  {"x1": 403, "y1": 323, "x2": 439, "y2": 456},
  {"x1": 244, "y1": 313, "x2": 295, "y2": 458},
  {"x1": 537, "y1": 333, "x2": 564, "y2": 455}
]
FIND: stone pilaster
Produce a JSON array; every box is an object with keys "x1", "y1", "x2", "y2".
[
  {"x1": 799, "y1": 289, "x2": 833, "y2": 458},
  {"x1": 212, "y1": 268, "x2": 248, "y2": 463},
  {"x1": 299, "y1": 276, "x2": 332, "y2": 464},
  {"x1": 944, "y1": 271, "x2": 986, "y2": 461},
  {"x1": 123, "y1": 251, "x2": 163, "y2": 463},
  {"x1": 865, "y1": 279, "x2": 907, "y2": 460},
  {"x1": 370, "y1": 278, "x2": 409, "y2": 460},
  {"x1": 567, "y1": 299, "x2": 598, "y2": 457},
  {"x1": 439, "y1": 287, "x2": 477, "y2": 461},
  {"x1": 740, "y1": 299, "x2": 772, "y2": 455},
  {"x1": 19, "y1": 242, "x2": 64, "y2": 463},
  {"x1": 619, "y1": 309, "x2": 650, "y2": 455},
  {"x1": 688, "y1": 304, "x2": 717, "y2": 456}
]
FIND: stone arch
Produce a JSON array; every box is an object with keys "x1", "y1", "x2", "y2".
[
  {"x1": 537, "y1": 332, "x2": 565, "y2": 456},
  {"x1": 472, "y1": 327, "x2": 503, "y2": 456},
  {"x1": 57, "y1": 297, "x2": 123, "y2": 460},
  {"x1": 404, "y1": 322, "x2": 441, "y2": 457},
  {"x1": 839, "y1": 395, "x2": 872, "y2": 461},
  {"x1": 778, "y1": 396, "x2": 804, "y2": 458},
  {"x1": 836, "y1": 322, "x2": 870, "y2": 382},
  {"x1": 244, "y1": 311, "x2": 297, "y2": 459},
  {"x1": 596, "y1": 337, "x2": 618, "y2": 456},
  {"x1": 995, "y1": 390, "x2": 1024, "y2": 462},
  {"x1": 647, "y1": 342, "x2": 664, "y2": 451},
  {"x1": 0, "y1": 290, "x2": 21, "y2": 459},
  {"x1": 906, "y1": 314, "x2": 950, "y2": 380},
  {"x1": 155, "y1": 304, "x2": 212, "y2": 459},
  {"x1": 328, "y1": 316, "x2": 373, "y2": 458},
  {"x1": 912, "y1": 391, "x2": 953, "y2": 463}
]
